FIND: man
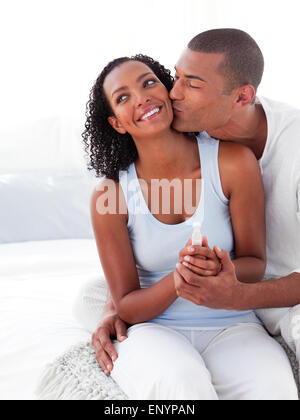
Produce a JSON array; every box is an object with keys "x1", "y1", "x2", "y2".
[{"x1": 76, "y1": 29, "x2": 300, "y2": 383}]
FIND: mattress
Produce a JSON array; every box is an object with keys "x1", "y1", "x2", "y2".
[{"x1": 0, "y1": 239, "x2": 103, "y2": 400}]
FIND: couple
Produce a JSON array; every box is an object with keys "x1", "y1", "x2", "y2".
[{"x1": 76, "y1": 29, "x2": 300, "y2": 400}]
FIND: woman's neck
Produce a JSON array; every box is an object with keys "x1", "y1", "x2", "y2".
[{"x1": 133, "y1": 128, "x2": 198, "y2": 180}]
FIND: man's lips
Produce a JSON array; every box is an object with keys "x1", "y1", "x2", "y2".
[{"x1": 172, "y1": 105, "x2": 183, "y2": 113}]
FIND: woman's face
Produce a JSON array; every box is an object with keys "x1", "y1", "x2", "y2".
[{"x1": 103, "y1": 61, "x2": 173, "y2": 138}]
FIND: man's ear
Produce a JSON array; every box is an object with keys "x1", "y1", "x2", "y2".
[
  {"x1": 234, "y1": 85, "x2": 256, "y2": 108},
  {"x1": 108, "y1": 116, "x2": 127, "y2": 135}
]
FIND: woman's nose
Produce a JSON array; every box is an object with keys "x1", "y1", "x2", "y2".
[
  {"x1": 136, "y1": 93, "x2": 151, "y2": 107},
  {"x1": 169, "y1": 79, "x2": 184, "y2": 101}
]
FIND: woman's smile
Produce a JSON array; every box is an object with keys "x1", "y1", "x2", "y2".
[{"x1": 137, "y1": 105, "x2": 163, "y2": 122}]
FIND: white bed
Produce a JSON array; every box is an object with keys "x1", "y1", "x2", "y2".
[{"x1": 0, "y1": 238, "x2": 104, "y2": 400}]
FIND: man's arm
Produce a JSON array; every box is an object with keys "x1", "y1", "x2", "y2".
[
  {"x1": 239, "y1": 272, "x2": 300, "y2": 310},
  {"x1": 175, "y1": 249, "x2": 300, "y2": 311}
]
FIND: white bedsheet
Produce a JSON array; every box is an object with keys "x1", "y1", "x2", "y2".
[{"x1": 0, "y1": 239, "x2": 103, "y2": 400}]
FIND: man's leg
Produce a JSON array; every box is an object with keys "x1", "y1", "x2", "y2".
[
  {"x1": 256, "y1": 305, "x2": 300, "y2": 383},
  {"x1": 73, "y1": 275, "x2": 108, "y2": 333},
  {"x1": 110, "y1": 322, "x2": 219, "y2": 400},
  {"x1": 201, "y1": 323, "x2": 298, "y2": 400},
  {"x1": 255, "y1": 307, "x2": 290, "y2": 336}
]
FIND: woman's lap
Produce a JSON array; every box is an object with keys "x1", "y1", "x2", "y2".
[
  {"x1": 110, "y1": 322, "x2": 298, "y2": 400},
  {"x1": 110, "y1": 322, "x2": 218, "y2": 400}
]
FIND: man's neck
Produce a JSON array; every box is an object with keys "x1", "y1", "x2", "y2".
[{"x1": 207, "y1": 103, "x2": 268, "y2": 160}]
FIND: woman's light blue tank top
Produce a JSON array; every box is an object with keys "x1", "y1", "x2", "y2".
[{"x1": 119, "y1": 132, "x2": 260, "y2": 328}]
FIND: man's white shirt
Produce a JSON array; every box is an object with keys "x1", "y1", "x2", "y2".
[{"x1": 258, "y1": 96, "x2": 300, "y2": 280}]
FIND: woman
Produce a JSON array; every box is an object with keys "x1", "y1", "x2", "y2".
[{"x1": 80, "y1": 54, "x2": 297, "y2": 400}]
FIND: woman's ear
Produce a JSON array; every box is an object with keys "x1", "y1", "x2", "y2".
[{"x1": 108, "y1": 116, "x2": 127, "y2": 134}]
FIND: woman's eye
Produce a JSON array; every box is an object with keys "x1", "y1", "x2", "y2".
[
  {"x1": 117, "y1": 94, "x2": 128, "y2": 104},
  {"x1": 144, "y1": 79, "x2": 156, "y2": 87}
]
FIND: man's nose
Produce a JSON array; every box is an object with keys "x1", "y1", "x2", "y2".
[{"x1": 170, "y1": 79, "x2": 184, "y2": 101}]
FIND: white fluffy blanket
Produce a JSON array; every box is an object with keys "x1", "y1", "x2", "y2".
[{"x1": 35, "y1": 341, "x2": 128, "y2": 400}]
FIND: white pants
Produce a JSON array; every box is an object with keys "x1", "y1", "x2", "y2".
[
  {"x1": 256, "y1": 305, "x2": 300, "y2": 382},
  {"x1": 73, "y1": 278, "x2": 298, "y2": 400},
  {"x1": 110, "y1": 322, "x2": 297, "y2": 400}
]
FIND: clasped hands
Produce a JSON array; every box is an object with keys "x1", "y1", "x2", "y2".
[{"x1": 174, "y1": 236, "x2": 242, "y2": 310}]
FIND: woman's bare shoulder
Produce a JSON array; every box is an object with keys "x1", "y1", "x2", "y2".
[
  {"x1": 91, "y1": 177, "x2": 128, "y2": 224},
  {"x1": 218, "y1": 141, "x2": 259, "y2": 174},
  {"x1": 218, "y1": 141, "x2": 262, "y2": 198}
]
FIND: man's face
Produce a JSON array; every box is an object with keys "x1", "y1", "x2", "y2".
[{"x1": 170, "y1": 48, "x2": 236, "y2": 133}]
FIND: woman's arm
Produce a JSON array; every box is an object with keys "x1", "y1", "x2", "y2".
[
  {"x1": 91, "y1": 180, "x2": 178, "y2": 325},
  {"x1": 218, "y1": 141, "x2": 266, "y2": 283}
]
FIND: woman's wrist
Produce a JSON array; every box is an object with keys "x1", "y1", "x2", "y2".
[
  {"x1": 172, "y1": 269, "x2": 180, "y2": 298},
  {"x1": 100, "y1": 294, "x2": 118, "y2": 322},
  {"x1": 101, "y1": 309, "x2": 118, "y2": 322}
]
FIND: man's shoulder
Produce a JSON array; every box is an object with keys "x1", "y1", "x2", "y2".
[
  {"x1": 259, "y1": 96, "x2": 300, "y2": 152},
  {"x1": 259, "y1": 96, "x2": 300, "y2": 122}
]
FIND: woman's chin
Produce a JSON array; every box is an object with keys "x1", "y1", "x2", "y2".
[{"x1": 136, "y1": 120, "x2": 172, "y2": 137}]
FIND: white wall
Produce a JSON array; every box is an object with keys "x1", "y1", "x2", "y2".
[{"x1": 1, "y1": 0, "x2": 299, "y2": 173}]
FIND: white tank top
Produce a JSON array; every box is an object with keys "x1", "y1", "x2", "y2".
[{"x1": 119, "y1": 132, "x2": 260, "y2": 328}]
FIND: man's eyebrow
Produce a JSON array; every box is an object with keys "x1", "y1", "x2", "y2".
[
  {"x1": 174, "y1": 67, "x2": 207, "y2": 83},
  {"x1": 111, "y1": 72, "x2": 154, "y2": 98},
  {"x1": 186, "y1": 74, "x2": 207, "y2": 82}
]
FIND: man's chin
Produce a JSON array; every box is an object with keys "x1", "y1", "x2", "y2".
[
  {"x1": 171, "y1": 118, "x2": 199, "y2": 134},
  {"x1": 171, "y1": 118, "x2": 187, "y2": 133}
]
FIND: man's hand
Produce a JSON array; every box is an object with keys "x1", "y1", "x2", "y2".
[
  {"x1": 175, "y1": 246, "x2": 245, "y2": 310},
  {"x1": 92, "y1": 312, "x2": 128, "y2": 376},
  {"x1": 179, "y1": 236, "x2": 221, "y2": 276}
]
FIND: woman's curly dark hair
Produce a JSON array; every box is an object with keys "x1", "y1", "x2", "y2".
[{"x1": 82, "y1": 54, "x2": 174, "y2": 181}]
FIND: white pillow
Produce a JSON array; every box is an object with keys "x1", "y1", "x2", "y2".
[{"x1": 0, "y1": 172, "x2": 99, "y2": 243}]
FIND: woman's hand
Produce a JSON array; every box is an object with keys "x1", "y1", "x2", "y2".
[
  {"x1": 92, "y1": 312, "x2": 128, "y2": 376},
  {"x1": 179, "y1": 237, "x2": 221, "y2": 277},
  {"x1": 175, "y1": 247, "x2": 246, "y2": 310}
]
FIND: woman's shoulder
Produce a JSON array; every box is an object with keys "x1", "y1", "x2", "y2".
[
  {"x1": 219, "y1": 141, "x2": 259, "y2": 174},
  {"x1": 92, "y1": 176, "x2": 119, "y2": 200},
  {"x1": 218, "y1": 142, "x2": 262, "y2": 199},
  {"x1": 91, "y1": 177, "x2": 128, "y2": 223}
]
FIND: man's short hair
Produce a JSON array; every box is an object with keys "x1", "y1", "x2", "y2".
[{"x1": 188, "y1": 29, "x2": 264, "y2": 94}]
